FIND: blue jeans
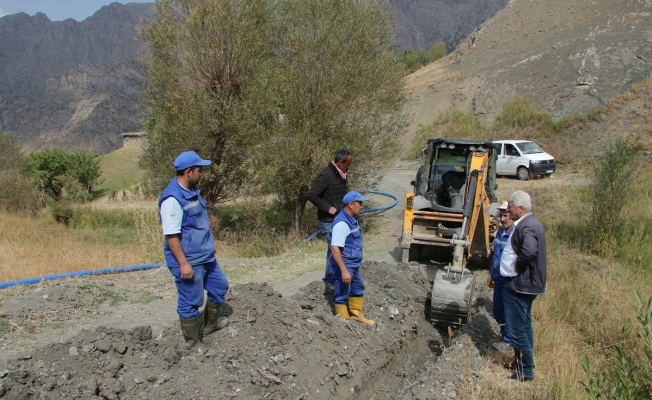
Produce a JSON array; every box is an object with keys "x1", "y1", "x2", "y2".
[
  {"x1": 319, "y1": 221, "x2": 333, "y2": 282},
  {"x1": 169, "y1": 260, "x2": 229, "y2": 318},
  {"x1": 493, "y1": 279, "x2": 512, "y2": 344},
  {"x1": 332, "y1": 265, "x2": 365, "y2": 304},
  {"x1": 503, "y1": 280, "x2": 537, "y2": 378}
]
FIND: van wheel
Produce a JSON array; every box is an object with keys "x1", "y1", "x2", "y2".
[{"x1": 517, "y1": 167, "x2": 530, "y2": 181}]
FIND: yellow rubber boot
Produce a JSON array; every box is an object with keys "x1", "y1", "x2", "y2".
[
  {"x1": 334, "y1": 304, "x2": 350, "y2": 321},
  {"x1": 348, "y1": 296, "x2": 375, "y2": 325}
]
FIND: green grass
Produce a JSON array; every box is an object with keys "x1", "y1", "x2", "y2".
[
  {"x1": 136, "y1": 291, "x2": 159, "y2": 304},
  {"x1": 77, "y1": 283, "x2": 127, "y2": 305},
  {"x1": 68, "y1": 207, "x2": 144, "y2": 246},
  {"x1": 96, "y1": 145, "x2": 144, "y2": 194}
]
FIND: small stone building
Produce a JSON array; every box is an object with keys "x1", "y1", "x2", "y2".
[{"x1": 121, "y1": 131, "x2": 147, "y2": 147}]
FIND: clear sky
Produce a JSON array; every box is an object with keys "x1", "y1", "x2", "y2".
[{"x1": 0, "y1": 1, "x2": 153, "y2": 22}]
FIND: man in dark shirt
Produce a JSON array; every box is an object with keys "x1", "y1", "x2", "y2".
[{"x1": 307, "y1": 149, "x2": 351, "y2": 283}]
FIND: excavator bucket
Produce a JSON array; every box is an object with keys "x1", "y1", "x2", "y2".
[{"x1": 431, "y1": 269, "x2": 475, "y2": 326}]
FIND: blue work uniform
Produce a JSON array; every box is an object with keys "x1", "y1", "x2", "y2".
[
  {"x1": 491, "y1": 225, "x2": 513, "y2": 344},
  {"x1": 158, "y1": 178, "x2": 229, "y2": 318},
  {"x1": 328, "y1": 210, "x2": 365, "y2": 304}
]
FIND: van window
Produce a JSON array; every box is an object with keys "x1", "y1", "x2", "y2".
[
  {"x1": 505, "y1": 144, "x2": 519, "y2": 156},
  {"x1": 516, "y1": 141, "x2": 543, "y2": 154}
]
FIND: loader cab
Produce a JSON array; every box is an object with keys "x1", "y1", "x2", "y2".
[{"x1": 415, "y1": 139, "x2": 498, "y2": 209}]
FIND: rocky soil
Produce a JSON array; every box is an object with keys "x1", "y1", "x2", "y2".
[
  {"x1": 0, "y1": 165, "x2": 568, "y2": 399},
  {"x1": 0, "y1": 261, "x2": 498, "y2": 400}
]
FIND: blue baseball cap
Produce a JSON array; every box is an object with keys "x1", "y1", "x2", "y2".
[
  {"x1": 173, "y1": 151, "x2": 211, "y2": 171},
  {"x1": 343, "y1": 191, "x2": 368, "y2": 204}
]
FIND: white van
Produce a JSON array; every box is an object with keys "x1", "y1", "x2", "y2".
[{"x1": 492, "y1": 140, "x2": 556, "y2": 180}]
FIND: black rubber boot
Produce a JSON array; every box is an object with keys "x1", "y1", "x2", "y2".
[
  {"x1": 179, "y1": 314, "x2": 206, "y2": 354},
  {"x1": 203, "y1": 301, "x2": 230, "y2": 335}
]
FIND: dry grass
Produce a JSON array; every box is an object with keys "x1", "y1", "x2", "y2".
[
  {"x1": 479, "y1": 165, "x2": 652, "y2": 399},
  {"x1": 0, "y1": 204, "x2": 327, "y2": 286},
  {"x1": 0, "y1": 212, "x2": 143, "y2": 282}
]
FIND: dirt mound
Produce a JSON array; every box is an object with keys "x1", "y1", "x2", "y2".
[{"x1": 0, "y1": 260, "x2": 501, "y2": 399}]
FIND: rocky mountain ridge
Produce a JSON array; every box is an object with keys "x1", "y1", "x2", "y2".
[
  {"x1": 0, "y1": 2, "x2": 154, "y2": 153},
  {"x1": 0, "y1": 0, "x2": 507, "y2": 154}
]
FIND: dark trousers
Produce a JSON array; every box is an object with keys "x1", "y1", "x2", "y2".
[
  {"x1": 493, "y1": 280, "x2": 512, "y2": 344},
  {"x1": 319, "y1": 221, "x2": 333, "y2": 282},
  {"x1": 503, "y1": 280, "x2": 537, "y2": 378}
]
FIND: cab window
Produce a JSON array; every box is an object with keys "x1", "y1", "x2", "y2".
[{"x1": 505, "y1": 144, "x2": 519, "y2": 156}]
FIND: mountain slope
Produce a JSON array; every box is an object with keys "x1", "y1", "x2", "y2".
[
  {"x1": 389, "y1": 0, "x2": 508, "y2": 51},
  {"x1": 0, "y1": 1, "x2": 510, "y2": 154},
  {"x1": 404, "y1": 0, "x2": 652, "y2": 135},
  {"x1": 0, "y1": 3, "x2": 155, "y2": 153}
]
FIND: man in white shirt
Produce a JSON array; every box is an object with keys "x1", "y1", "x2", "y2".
[
  {"x1": 158, "y1": 151, "x2": 230, "y2": 353},
  {"x1": 328, "y1": 191, "x2": 375, "y2": 325},
  {"x1": 500, "y1": 191, "x2": 547, "y2": 382}
]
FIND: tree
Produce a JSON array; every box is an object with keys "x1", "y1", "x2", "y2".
[
  {"x1": 140, "y1": 0, "x2": 278, "y2": 205},
  {"x1": 67, "y1": 149, "x2": 102, "y2": 194},
  {"x1": 25, "y1": 148, "x2": 102, "y2": 202},
  {"x1": 139, "y1": 0, "x2": 405, "y2": 232},
  {"x1": 259, "y1": 0, "x2": 405, "y2": 231},
  {"x1": 26, "y1": 148, "x2": 69, "y2": 199}
]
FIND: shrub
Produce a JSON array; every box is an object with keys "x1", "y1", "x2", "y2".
[
  {"x1": 0, "y1": 131, "x2": 25, "y2": 173},
  {"x1": 0, "y1": 172, "x2": 41, "y2": 216},
  {"x1": 213, "y1": 199, "x2": 303, "y2": 258},
  {"x1": 494, "y1": 96, "x2": 554, "y2": 133},
  {"x1": 398, "y1": 42, "x2": 448, "y2": 73},
  {"x1": 408, "y1": 110, "x2": 488, "y2": 157},
  {"x1": 50, "y1": 201, "x2": 74, "y2": 225},
  {"x1": 585, "y1": 138, "x2": 641, "y2": 256},
  {"x1": 25, "y1": 148, "x2": 101, "y2": 202}
]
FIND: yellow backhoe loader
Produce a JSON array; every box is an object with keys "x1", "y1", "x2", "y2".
[{"x1": 401, "y1": 138, "x2": 499, "y2": 327}]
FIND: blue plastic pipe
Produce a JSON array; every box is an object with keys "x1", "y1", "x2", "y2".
[
  {"x1": 303, "y1": 189, "x2": 399, "y2": 243},
  {"x1": 0, "y1": 263, "x2": 164, "y2": 290},
  {"x1": 1, "y1": 190, "x2": 399, "y2": 289}
]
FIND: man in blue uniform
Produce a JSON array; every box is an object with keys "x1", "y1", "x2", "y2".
[
  {"x1": 158, "y1": 151, "x2": 230, "y2": 353},
  {"x1": 490, "y1": 202, "x2": 514, "y2": 352},
  {"x1": 329, "y1": 191, "x2": 375, "y2": 325}
]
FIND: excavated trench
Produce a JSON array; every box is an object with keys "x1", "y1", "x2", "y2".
[{"x1": 0, "y1": 261, "x2": 498, "y2": 399}]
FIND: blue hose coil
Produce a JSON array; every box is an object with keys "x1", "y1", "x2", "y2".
[{"x1": 303, "y1": 189, "x2": 399, "y2": 243}]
